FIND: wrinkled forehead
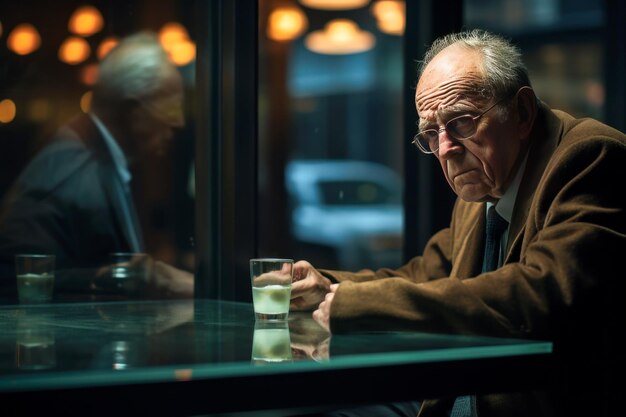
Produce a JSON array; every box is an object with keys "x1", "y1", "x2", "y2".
[{"x1": 415, "y1": 46, "x2": 486, "y2": 117}]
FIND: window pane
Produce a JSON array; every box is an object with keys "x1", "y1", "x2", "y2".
[
  {"x1": 259, "y1": 0, "x2": 405, "y2": 271},
  {"x1": 464, "y1": 0, "x2": 606, "y2": 121},
  {"x1": 0, "y1": 1, "x2": 197, "y2": 303}
]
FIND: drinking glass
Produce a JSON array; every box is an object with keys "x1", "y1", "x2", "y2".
[
  {"x1": 249, "y1": 258, "x2": 293, "y2": 321},
  {"x1": 15, "y1": 254, "x2": 55, "y2": 304}
]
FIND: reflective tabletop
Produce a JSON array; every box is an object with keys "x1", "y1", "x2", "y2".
[{"x1": 0, "y1": 299, "x2": 553, "y2": 416}]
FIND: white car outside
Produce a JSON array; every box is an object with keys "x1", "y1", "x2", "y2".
[{"x1": 285, "y1": 160, "x2": 404, "y2": 271}]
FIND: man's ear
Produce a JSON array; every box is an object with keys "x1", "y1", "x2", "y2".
[{"x1": 515, "y1": 86, "x2": 537, "y2": 140}]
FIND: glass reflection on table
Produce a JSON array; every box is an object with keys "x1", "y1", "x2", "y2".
[
  {"x1": 15, "y1": 312, "x2": 56, "y2": 371},
  {"x1": 251, "y1": 320, "x2": 292, "y2": 364}
]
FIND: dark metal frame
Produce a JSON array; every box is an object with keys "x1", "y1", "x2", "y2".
[
  {"x1": 195, "y1": 0, "x2": 258, "y2": 301},
  {"x1": 403, "y1": 0, "x2": 462, "y2": 259},
  {"x1": 604, "y1": 0, "x2": 625, "y2": 132}
]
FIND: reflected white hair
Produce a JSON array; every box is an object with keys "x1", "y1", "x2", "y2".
[
  {"x1": 419, "y1": 29, "x2": 532, "y2": 100},
  {"x1": 92, "y1": 31, "x2": 173, "y2": 108}
]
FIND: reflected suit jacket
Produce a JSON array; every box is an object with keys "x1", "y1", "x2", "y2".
[
  {"x1": 0, "y1": 114, "x2": 140, "y2": 296},
  {"x1": 320, "y1": 103, "x2": 626, "y2": 417}
]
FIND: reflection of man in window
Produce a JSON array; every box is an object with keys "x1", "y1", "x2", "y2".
[{"x1": 0, "y1": 31, "x2": 193, "y2": 300}]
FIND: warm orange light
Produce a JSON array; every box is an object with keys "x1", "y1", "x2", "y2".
[
  {"x1": 165, "y1": 39, "x2": 196, "y2": 66},
  {"x1": 7, "y1": 23, "x2": 41, "y2": 56},
  {"x1": 80, "y1": 91, "x2": 92, "y2": 113},
  {"x1": 174, "y1": 369, "x2": 193, "y2": 381},
  {"x1": 371, "y1": 0, "x2": 405, "y2": 35},
  {"x1": 0, "y1": 99, "x2": 17, "y2": 124},
  {"x1": 267, "y1": 6, "x2": 308, "y2": 41},
  {"x1": 328, "y1": 20, "x2": 358, "y2": 42},
  {"x1": 299, "y1": 0, "x2": 370, "y2": 10},
  {"x1": 80, "y1": 63, "x2": 99, "y2": 85},
  {"x1": 97, "y1": 36, "x2": 118, "y2": 60},
  {"x1": 159, "y1": 22, "x2": 195, "y2": 66},
  {"x1": 305, "y1": 19, "x2": 375, "y2": 55},
  {"x1": 159, "y1": 22, "x2": 188, "y2": 45},
  {"x1": 59, "y1": 36, "x2": 91, "y2": 65},
  {"x1": 68, "y1": 5, "x2": 104, "y2": 36},
  {"x1": 377, "y1": 15, "x2": 405, "y2": 35}
]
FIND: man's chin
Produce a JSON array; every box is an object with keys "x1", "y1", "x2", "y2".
[{"x1": 456, "y1": 185, "x2": 492, "y2": 203}]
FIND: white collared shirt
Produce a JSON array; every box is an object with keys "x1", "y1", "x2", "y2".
[
  {"x1": 88, "y1": 113, "x2": 131, "y2": 186},
  {"x1": 88, "y1": 113, "x2": 143, "y2": 252}
]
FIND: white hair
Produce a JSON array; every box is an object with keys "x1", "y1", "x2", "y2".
[
  {"x1": 419, "y1": 29, "x2": 532, "y2": 100},
  {"x1": 92, "y1": 31, "x2": 173, "y2": 108}
]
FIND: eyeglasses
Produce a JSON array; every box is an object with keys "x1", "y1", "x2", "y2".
[{"x1": 412, "y1": 96, "x2": 507, "y2": 154}]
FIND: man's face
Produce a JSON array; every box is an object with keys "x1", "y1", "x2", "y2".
[
  {"x1": 414, "y1": 46, "x2": 524, "y2": 202},
  {"x1": 131, "y1": 67, "x2": 185, "y2": 157}
]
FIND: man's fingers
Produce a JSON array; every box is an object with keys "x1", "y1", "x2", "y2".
[{"x1": 290, "y1": 296, "x2": 306, "y2": 310}]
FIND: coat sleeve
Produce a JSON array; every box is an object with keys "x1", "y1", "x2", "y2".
[
  {"x1": 328, "y1": 128, "x2": 626, "y2": 340},
  {"x1": 0, "y1": 142, "x2": 118, "y2": 281},
  {"x1": 0, "y1": 142, "x2": 91, "y2": 259}
]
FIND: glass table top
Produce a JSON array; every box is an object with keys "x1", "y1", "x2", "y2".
[{"x1": 0, "y1": 299, "x2": 552, "y2": 394}]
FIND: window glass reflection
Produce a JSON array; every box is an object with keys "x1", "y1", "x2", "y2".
[
  {"x1": 259, "y1": 0, "x2": 405, "y2": 271},
  {"x1": 0, "y1": 2, "x2": 197, "y2": 304}
]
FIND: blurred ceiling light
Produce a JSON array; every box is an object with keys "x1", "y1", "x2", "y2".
[
  {"x1": 305, "y1": 19, "x2": 375, "y2": 55},
  {"x1": 97, "y1": 36, "x2": 118, "y2": 59},
  {"x1": 371, "y1": 0, "x2": 405, "y2": 35},
  {"x1": 166, "y1": 39, "x2": 196, "y2": 66},
  {"x1": 68, "y1": 5, "x2": 104, "y2": 36},
  {"x1": 0, "y1": 99, "x2": 17, "y2": 124},
  {"x1": 59, "y1": 36, "x2": 91, "y2": 65},
  {"x1": 159, "y1": 22, "x2": 188, "y2": 45},
  {"x1": 80, "y1": 91, "x2": 93, "y2": 113},
  {"x1": 80, "y1": 63, "x2": 99, "y2": 85},
  {"x1": 299, "y1": 0, "x2": 370, "y2": 10},
  {"x1": 267, "y1": 6, "x2": 308, "y2": 41},
  {"x1": 159, "y1": 22, "x2": 196, "y2": 66},
  {"x1": 7, "y1": 23, "x2": 41, "y2": 55}
]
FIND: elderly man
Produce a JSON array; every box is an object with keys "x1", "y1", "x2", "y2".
[
  {"x1": 291, "y1": 30, "x2": 625, "y2": 417},
  {"x1": 0, "y1": 31, "x2": 193, "y2": 300}
]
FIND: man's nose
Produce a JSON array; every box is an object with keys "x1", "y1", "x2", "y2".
[{"x1": 437, "y1": 130, "x2": 463, "y2": 159}]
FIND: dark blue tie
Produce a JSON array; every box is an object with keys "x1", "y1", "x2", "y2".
[
  {"x1": 482, "y1": 205, "x2": 508, "y2": 273},
  {"x1": 451, "y1": 205, "x2": 508, "y2": 417}
]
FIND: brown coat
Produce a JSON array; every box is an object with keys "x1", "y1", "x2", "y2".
[{"x1": 321, "y1": 104, "x2": 626, "y2": 416}]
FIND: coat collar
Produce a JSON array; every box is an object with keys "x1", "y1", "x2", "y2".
[
  {"x1": 505, "y1": 102, "x2": 562, "y2": 258},
  {"x1": 62, "y1": 114, "x2": 142, "y2": 252}
]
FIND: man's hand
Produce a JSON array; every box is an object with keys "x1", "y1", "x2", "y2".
[
  {"x1": 289, "y1": 315, "x2": 331, "y2": 362},
  {"x1": 290, "y1": 260, "x2": 332, "y2": 311},
  {"x1": 148, "y1": 260, "x2": 194, "y2": 299},
  {"x1": 312, "y1": 283, "x2": 339, "y2": 332}
]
